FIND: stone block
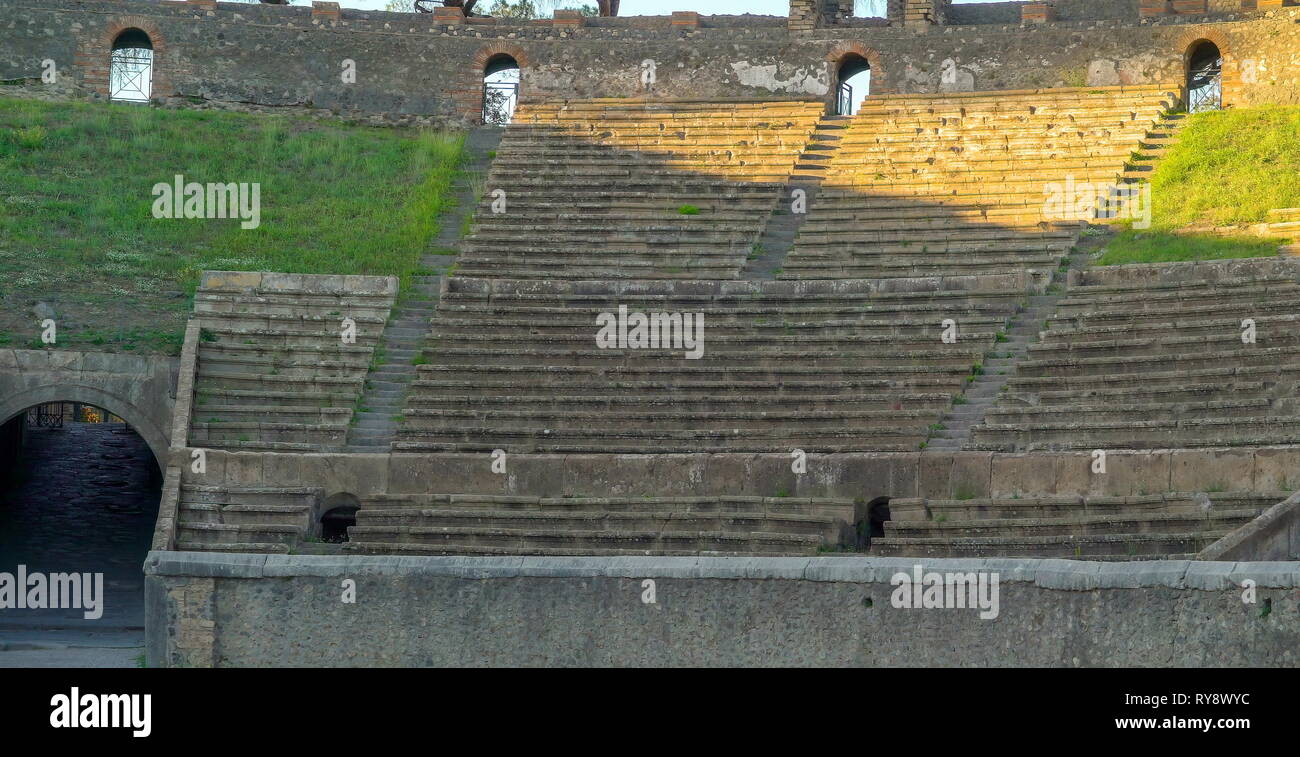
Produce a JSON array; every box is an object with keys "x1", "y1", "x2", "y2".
[
  {"x1": 1090, "y1": 450, "x2": 1170, "y2": 496},
  {"x1": 1021, "y1": 2, "x2": 1055, "y2": 23},
  {"x1": 1251, "y1": 447, "x2": 1300, "y2": 491},
  {"x1": 433, "y1": 6, "x2": 465, "y2": 23},
  {"x1": 949, "y1": 452, "x2": 992, "y2": 499},
  {"x1": 553, "y1": 9, "x2": 585, "y2": 26},
  {"x1": 224, "y1": 452, "x2": 266, "y2": 486},
  {"x1": 1169, "y1": 448, "x2": 1255, "y2": 492},
  {"x1": 670, "y1": 11, "x2": 701, "y2": 27},
  {"x1": 312, "y1": 1, "x2": 341, "y2": 21}
]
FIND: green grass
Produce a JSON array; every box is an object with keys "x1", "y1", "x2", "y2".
[
  {"x1": 1095, "y1": 231, "x2": 1280, "y2": 266},
  {"x1": 677, "y1": 204, "x2": 700, "y2": 215},
  {"x1": 1146, "y1": 106, "x2": 1300, "y2": 228},
  {"x1": 1097, "y1": 105, "x2": 1300, "y2": 266},
  {"x1": 459, "y1": 169, "x2": 486, "y2": 239},
  {"x1": 0, "y1": 97, "x2": 464, "y2": 353}
]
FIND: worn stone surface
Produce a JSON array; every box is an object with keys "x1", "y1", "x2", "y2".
[
  {"x1": 0, "y1": 349, "x2": 177, "y2": 464},
  {"x1": 144, "y1": 552, "x2": 1300, "y2": 667}
]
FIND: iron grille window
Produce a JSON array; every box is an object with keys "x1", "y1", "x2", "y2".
[
  {"x1": 837, "y1": 81, "x2": 854, "y2": 116},
  {"x1": 1188, "y1": 59, "x2": 1222, "y2": 113},
  {"x1": 483, "y1": 81, "x2": 518, "y2": 125},
  {"x1": 110, "y1": 48, "x2": 153, "y2": 103}
]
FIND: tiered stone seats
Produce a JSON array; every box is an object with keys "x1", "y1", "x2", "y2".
[
  {"x1": 342, "y1": 493, "x2": 856, "y2": 556},
  {"x1": 175, "y1": 484, "x2": 322, "y2": 553},
  {"x1": 394, "y1": 275, "x2": 1027, "y2": 453},
  {"x1": 188, "y1": 271, "x2": 397, "y2": 451},
  {"x1": 782, "y1": 86, "x2": 1179, "y2": 279},
  {"x1": 969, "y1": 261, "x2": 1300, "y2": 451},
  {"x1": 458, "y1": 98, "x2": 825, "y2": 280},
  {"x1": 873, "y1": 491, "x2": 1282, "y2": 559}
]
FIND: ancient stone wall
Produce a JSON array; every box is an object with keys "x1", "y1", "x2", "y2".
[
  {"x1": 946, "y1": 0, "x2": 1143, "y2": 25},
  {"x1": 143, "y1": 552, "x2": 1300, "y2": 667},
  {"x1": 0, "y1": 349, "x2": 179, "y2": 466},
  {"x1": 170, "y1": 446, "x2": 1300, "y2": 505},
  {"x1": 2, "y1": 1, "x2": 1298, "y2": 127}
]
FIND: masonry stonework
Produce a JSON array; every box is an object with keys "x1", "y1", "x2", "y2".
[
  {"x1": 144, "y1": 553, "x2": 1300, "y2": 667},
  {"x1": 2, "y1": 0, "x2": 1298, "y2": 127}
]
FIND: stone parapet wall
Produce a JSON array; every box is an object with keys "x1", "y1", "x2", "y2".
[
  {"x1": 168, "y1": 446, "x2": 1300, "y2": 503},
  {"x1": 143, "y1": 551, "x2": 1300, "y2": 667}
]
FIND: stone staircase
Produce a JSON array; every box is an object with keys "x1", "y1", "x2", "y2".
[
  {"x1": 781, "y1": 85, "x2": 1180, "y2": 280},
  {"x1": 968, "y1": 258, "x2": 1300, "y2": 451},
  {"x1": 1265, "y1": 208, "x2": 1300, "y2": 255},
  {"x1": 924, "y1": 240, "x2": 1098, "y2": 451},
  {"x1": 395, "y1": 274, "x2": 1028, "y2": 453},
  {"x1": 457, "y1": 98, "x2": 825, "y2": 279},
  {"x1": 175, "y1": 484, "x2": 322, "y2": 553},
  {"x1": 188, "y1": 271, "x2": 396, "y2": 452},
  {"x1": 346, "y1": 127, "x2": 502, "y2": 452},
  {"x1": 873, "y1": 491, "x2": 1283, "y2": 560},
  {"x1": 341, "y1": 493, "x2": 858, "y2": 556},
  {"x1": 921, "y1": 293, "x2": 1060, "y2": 451},
  {"x1": 925, "y1": 107, "x2": 1187, "y2": 451},
  {"x1": 742, "y1": 115, "x2": 849, "y2": 279}
]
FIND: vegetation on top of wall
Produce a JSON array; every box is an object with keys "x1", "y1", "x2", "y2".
[
  {"x1": 1097, "y1": 105, "x2": 1300, "y2": 266},
  {"x1": 1145, "y1": 105, "x2": 1300, "y2": 228},
  {"x1": 0, "y1": 97, "x2": 464, "y2": 354}
]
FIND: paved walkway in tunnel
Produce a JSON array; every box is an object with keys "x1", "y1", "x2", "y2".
[{"x1": 0, "y1": 420, "x2": 159, "y2": 667}]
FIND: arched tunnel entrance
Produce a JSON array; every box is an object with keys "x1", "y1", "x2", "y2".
[
  {"x1": 0, "y1": 401, "x2": 162, "y2": 666},
  {"x1": 856, "y1": 496, "x2": 892, "y2": 549}
]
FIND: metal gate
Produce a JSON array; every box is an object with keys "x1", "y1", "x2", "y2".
[
  {"x1": 483, "y1": 81, "x2": 518, "y2": 125},
  {"x1": 837, "y1": 81, "x2": 854, "y2": 116},
  {"x1": 109, "y1": 48, "x2": 153, "y2": 103},
  {"x1": 1188, "y1": 58, "x2": 1222, "y2": 113},
  {"x1": 32, "y1": 403, "x2": 64, "y2": 428}
]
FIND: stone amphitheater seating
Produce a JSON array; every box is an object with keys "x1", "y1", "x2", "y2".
[
  {"x1": 188, "y1": 271, "x2": 396, "y2": 451},
  {"x1": 781, "y1": 86, "x2": 1179, "y2": 279},
  {"x1": 175, "y1": 483, "x2": 322, "y2": 553},
  {"x1": 458, "y1": 99, "x2": 826, "y2": 280},
  {"x1": 874, "y1": 491, "x2": 1282, "y2": 559},
  {"x1": 970, "y1": 260, "x2": 1300, "y2": 451},
  {"x1": 342, "y1": 493, "x2": 857, "y2": 556},
  {"x1": 393, "y1": 274, "x2": 1029, "y2": 453}
]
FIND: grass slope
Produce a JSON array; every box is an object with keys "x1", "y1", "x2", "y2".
[
  {"x1": 0, "y1": 97, "x2": 464, "y2": 353},
  {"x1": 1098, "y1": 105, "x2": 1300, "y2": 266}
]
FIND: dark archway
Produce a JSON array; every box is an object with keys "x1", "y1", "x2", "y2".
[
  {"x1": 854, "y1": 496, "x2": 891, "y2": 549},
  {"x1": 483, "y1": 53, "x2": 520, "y2": 125},
  {"x1": 319, "y1": 492, "x2": 360, "y2": 543},
  {"x1": 1186, "y1": 40, "x2": 1223, "y2": 113},
  {"x1": 0, "y1": 402, "x2": 162, "y2": 664},
  {"x1": 835, "y1": 54, "x2": 872, "y2": 116},
  {"x1": 0, "y1": 385, "x2": 168, "y2": 472},
  {"x1": 109, "y1": 28, "x2": 154, "y2": 103}
]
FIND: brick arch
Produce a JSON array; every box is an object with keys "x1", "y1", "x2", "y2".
[
  {"x1": 448, "y1": 45, "x2": 531, "y2": 125},
  {"x1": 826, "y1": 42, "x2": 889, "y2": 108},
  {"x1": 1176, "y1": 28, "x2": 1235, "y2": 108},
  {"x1": 74, "y1": 16, "x2": 171, "y2": 99},
  {"x1": 472, "y1": 44, "x2": 530, "y2": 72}
]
